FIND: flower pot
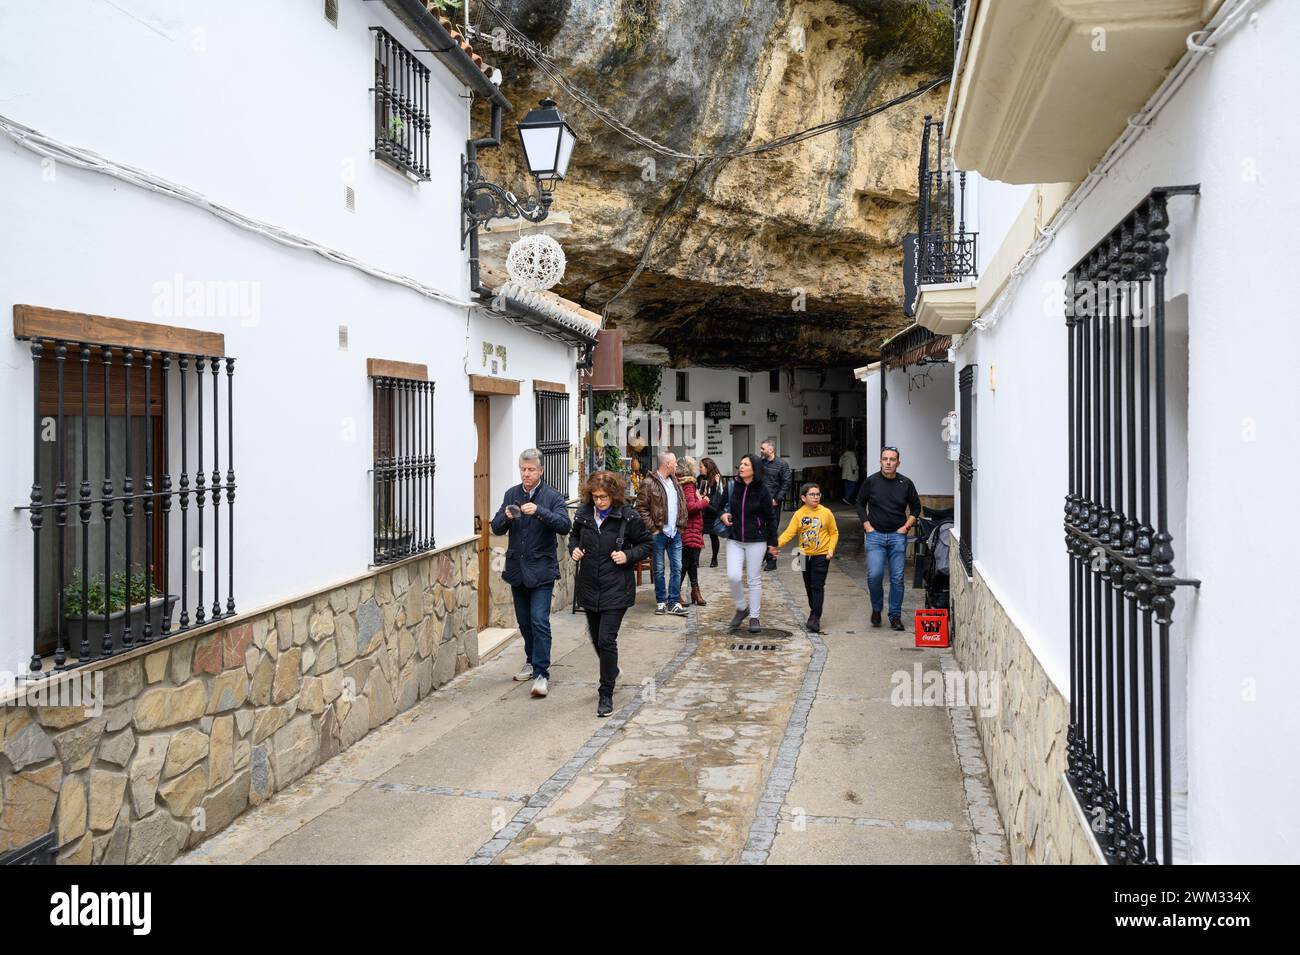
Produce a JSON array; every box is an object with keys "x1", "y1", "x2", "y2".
[
  {"x1": 63, "y1": 594, "x2": 179, "y2": 658},
  {"x1": 374, "y1": 532, "x2": 414, "y2": 562}
]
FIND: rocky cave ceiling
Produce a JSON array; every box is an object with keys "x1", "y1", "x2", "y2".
[{"x1": 472, "y1": 0, "x2": 955, "y2": 370}]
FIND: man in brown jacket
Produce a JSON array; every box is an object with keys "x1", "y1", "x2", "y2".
[{"x1": 635, "y1": 451, "x2": 688, "y2": 616}]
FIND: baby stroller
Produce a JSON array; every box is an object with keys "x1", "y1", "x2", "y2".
[{"x1": 916, "y1": 507, "x2": 954, "y2": 610}]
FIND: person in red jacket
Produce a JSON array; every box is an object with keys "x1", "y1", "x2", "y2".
[{"x1": 677, "y1": 456, "x2": 709, "y2": 607}]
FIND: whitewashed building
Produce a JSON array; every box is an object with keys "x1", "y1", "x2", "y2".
[
  {"x1": 601, "y1": 365, "x2": 866, "y2": 498},
  {"x1": 920, "y1": 0, "x2": 1300, "y2": 863},
  {"x1": 0, "y1": 0, "x2": 593, "y2": 863}
]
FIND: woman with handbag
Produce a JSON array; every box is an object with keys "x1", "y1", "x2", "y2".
[
  {"x1": 700, "y1": 457, "x2": 728, "y2": 567},
  {"x1": 569, "y1": 471, "x2": 654, "y2": 717},
  {"x1": 720, "y1": 453, "x2": 779, "y2": 633},
  {"x1": 678, "y1": 456, "x2": 709, "y2": 607}
]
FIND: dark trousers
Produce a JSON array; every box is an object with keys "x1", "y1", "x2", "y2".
[
  {"x1": 764, "y1": 504, "x2": 784, "y2": 567},
  {"x1": 683, "y1": 546, "x2": 702, "y2": 589},
  {"x1": 512, "y1": 583, "x2": 554, "y2": 679},
  {"x1": 802, "y1": 555, "x2": 829, "y2": 617},
  {"x1": 584, "y1": 607, "x2": 626, "y2": 696},
  {"x1": 708, "y1": 533, "x2": 720, "y2": 562}
]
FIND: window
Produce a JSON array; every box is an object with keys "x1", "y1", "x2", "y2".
[
  {"x1": 738, "y1": 376, "x2": 749, "y2": 404},
  {"x1": 957, "y1": 364, "x2": 975, "y2": 577},
  {"x1": 769, "y1": 369, "x2": 780, "y2": 392},
  {"x1": 1062, "y1": 186, "x2": 1199, "y2": 867},
  {"x1": 535, "y1": 389, "x2": 570, "y2": 494},
  {"x1": 371, "y1": 368, "x2": 435, "y2": 564},
  {"x1": 17, "y1": 310, "x2": 236, "y2": 672},
  {"x1": 371, "y1": 27, "x2": 431, "y2": 181},
  {"x1": 675, "y1": 371, "x2": 688, "y2": 402}
]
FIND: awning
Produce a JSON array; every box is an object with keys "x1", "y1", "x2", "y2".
[{"x1": 880, "y1": 323, "x2": 951, "y2": 369}]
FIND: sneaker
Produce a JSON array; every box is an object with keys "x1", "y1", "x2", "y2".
[
  {"x1": 749, "y1": 617, "x2": 761, "y2": 633},
  {"x1": 513, "y1": 664, "x2": 534, "y2": 682},
  {"x1": 728, "y1": 608, "x2": 749, "y2": 630},
  {"x1": 667, "y1": 602, "x2": 688, "y2": 617},
  {"x1": 890, "y1": 616, "x2": 905, "y2": 632},
  {"x1": 596, "y1": 694, "x2": 613, "y2": 718},
  {"x1": 531, "y1": 676, "x2": 549, "y2": 698},
  {"x1": 870, "y1": 610, "x2": 882, "y2": 628},
  {"x1": 655, "y1": 603, "x2": 666, "y2": 615}
]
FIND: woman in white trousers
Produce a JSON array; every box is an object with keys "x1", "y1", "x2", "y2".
[{"x1": 720, "y1": 454, "x2": 779, "y2": 633}]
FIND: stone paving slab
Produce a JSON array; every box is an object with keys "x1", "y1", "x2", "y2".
[{"x1": 179, "y1": 515, "x2": 1008, "y2": 865}]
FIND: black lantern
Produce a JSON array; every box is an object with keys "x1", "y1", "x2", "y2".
[{"x1": 516, "y1": 98, "x2": 577, "y2": 187}]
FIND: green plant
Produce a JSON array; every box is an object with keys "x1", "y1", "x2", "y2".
[
  {"x1": 622, "y1": 362, "x2": 663, "y2": 412},
  {"x1": 375, "y1": 521, "x2": 412, "y2": 538},
  {"x1": 63, "y1": 567, "x2": 163, "y2": 617},
  {"x1": 603, "y1": 444, "x2": 625, "y2": 474}
]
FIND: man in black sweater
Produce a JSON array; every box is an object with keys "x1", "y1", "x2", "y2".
[
  {"x1": 854, "y1": 446, "x2": 922, "y2": 630},
  {"x1": 759, "y1": 439, "x2": 792, "y2": 571}
]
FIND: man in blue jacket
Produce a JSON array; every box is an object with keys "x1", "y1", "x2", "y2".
[{"x1": 490, "y1": 448, "x2": 572, "y2": 699}]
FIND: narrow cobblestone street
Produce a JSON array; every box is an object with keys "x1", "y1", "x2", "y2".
[{"x1": 178, "y1": 507, "x2": 1006, "y2": 865}]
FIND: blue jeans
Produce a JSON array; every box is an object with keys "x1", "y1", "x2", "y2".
[
  {"x1": 511, "y1": 583, "x2": 554, "y2": 679},
  {"x1": 652, "y1": 531, "x2": 683, "y2": 605},
  {"x1": 843, "y1": 479, "x2": 858, "y2": 502},
  {"x1": 866, "y1": 531, "x2": 908, "y2": 618}
]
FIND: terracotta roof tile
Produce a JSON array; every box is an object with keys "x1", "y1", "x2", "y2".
[{"x1": 429, "y1": 6, "x2": 495, "y2": 77}]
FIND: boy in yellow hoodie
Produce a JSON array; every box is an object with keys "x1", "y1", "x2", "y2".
[{"x1": 775, "y1": 482, "x2": 839, "y2": 633}]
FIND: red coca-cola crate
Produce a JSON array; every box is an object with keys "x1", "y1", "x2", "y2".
[{"x1": 915, "y1": 608, "x2": 949, "y2": 648}]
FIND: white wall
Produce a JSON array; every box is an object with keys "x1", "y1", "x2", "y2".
[
  {"x1": 864, "y1": 364, "x2": 955, "y2": 497},
  {"x1": 0, "y1": 0, "x2": 580, "y2": 673},
  {"x1": 648, "y1": 366, "x2": 865, "y2": 472},
  {"x1": 954, "y1": 2, "x2": 1300, "y2": 863}
]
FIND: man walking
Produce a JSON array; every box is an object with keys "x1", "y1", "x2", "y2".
[
  {"x1": 839, "y1": 445, "x2": 860, "y2": 503},
  {"x1": 490, "y1": 449, "x2": 572, "y2": 698},
  {"x1": 634, "y1": 450, "x2": 689, "y2": 616},
  {"x1": 759, "y1": 439, "x2": 791, "y2": 571},
  {"x1": 854, "y1": 446, "x2": 922, "y2": 631}
]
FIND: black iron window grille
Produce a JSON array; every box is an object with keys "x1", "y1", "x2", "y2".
[
  {"x1": 535, "y1": 390, "x2": 570, "y2": 494},
  {"x1": 18, "y1": 331, "x2": 236, "y2": 673},
  {"x1": 957, "y1": 364, "x2": 975, "y2": 576},
  {"x1": 917, "y1": 116, "x2": 978, "y2": 286},
  {"x1": 371, "y1": 27, "x2": 431, "y2": 181},
  {"x1": 1063, "y1": 185, "x2": 1200, "y2": 865},
  {"x1": 372, "y1": 375, "x2": 435, "y2": 564}
]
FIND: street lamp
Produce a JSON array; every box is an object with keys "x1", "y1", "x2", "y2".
[
  {"x1": 516, "y1": 98, "x2": 577, "y2": 187},
  {"x1": 462, "y1": 98, "x2": 577, "y2": 246}
]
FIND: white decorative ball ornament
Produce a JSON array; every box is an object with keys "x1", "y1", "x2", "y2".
[{"x1": 506, "y1": 234, "x2": 566, "y2": 291}]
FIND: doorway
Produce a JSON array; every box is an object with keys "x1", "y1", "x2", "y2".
[
  {"x1": 730, "y1": 424, "x2": 753, "y2": 471},
  {"x1": 473, "y1": 395, "x2": 491, "y2": 629}
]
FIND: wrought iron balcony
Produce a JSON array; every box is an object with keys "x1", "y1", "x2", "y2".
[{"x1": 916, "y1": 115, "x2": 978, "y2": 287}]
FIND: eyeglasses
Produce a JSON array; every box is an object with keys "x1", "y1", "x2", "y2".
[{"x1": 882, "y1": 446, "x2": 899, "y2": 453}]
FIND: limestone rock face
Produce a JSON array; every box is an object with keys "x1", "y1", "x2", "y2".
[{"x1": 475, "y1": 0, "x2": 953, "y2": 368}]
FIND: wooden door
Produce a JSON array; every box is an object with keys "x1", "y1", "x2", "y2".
[{"x1": 474, "y1": 396, "x2": 491, "y2": 628}]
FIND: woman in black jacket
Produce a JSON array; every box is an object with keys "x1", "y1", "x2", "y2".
[
  {"x1": 720, "y1": 453, "x2": 779, "y2": 633},
  {"x1": 569, "y1": 471, "x2": 654, "y2": 717}
]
